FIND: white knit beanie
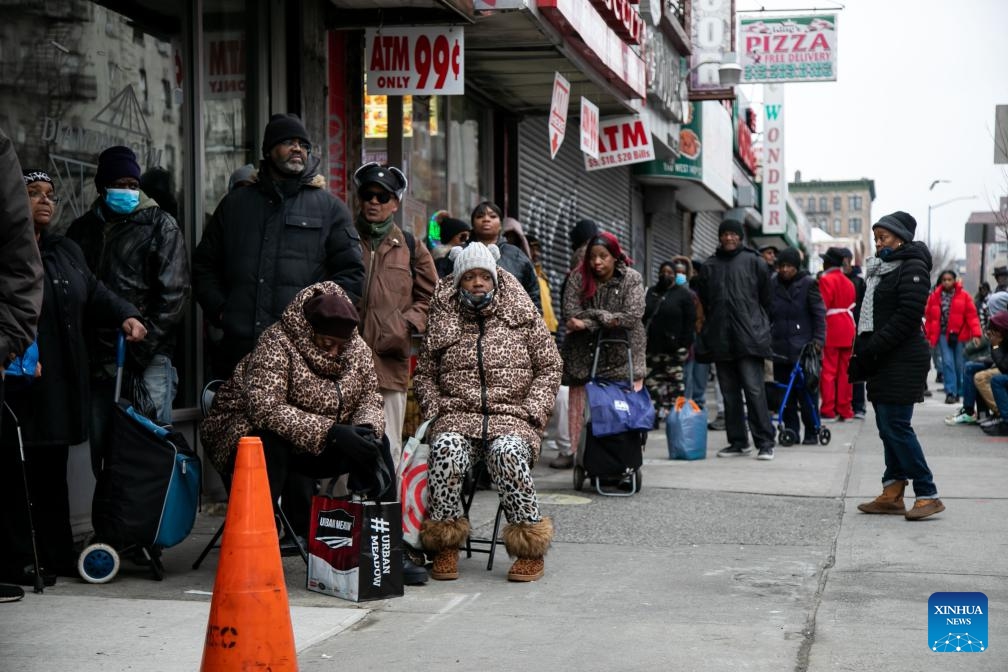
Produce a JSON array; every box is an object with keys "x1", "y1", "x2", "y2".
[{"x1": 450, "y1": 242, "x2": 500, "y2": 288}]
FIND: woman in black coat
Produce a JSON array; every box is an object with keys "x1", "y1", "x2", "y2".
[
  {"x1": 769, "y1": 248, "x2": 826, "y2": 444},
  {"x1": 644, "y1": 260, "x2": 696, "y2": 420},
  {"x1": 850, "y1": 211, "x2": 943, "y2": 521},
  {"x1": 0, "y1": 170, "x2": 145, "y2": 585}
]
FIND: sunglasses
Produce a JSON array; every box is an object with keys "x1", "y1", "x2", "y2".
[{"x1": 359, "y1": 190, "x2": 393, "y2": 204}]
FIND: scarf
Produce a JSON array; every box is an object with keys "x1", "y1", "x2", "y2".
[
  {"x1": 858, "y1": 256, "x2": 903, "y2": 334},
  {"x1": 357, "y1": 213, "x2": 394, "y2": 248}
]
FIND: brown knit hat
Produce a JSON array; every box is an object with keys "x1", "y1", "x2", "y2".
[{"x1": 302, "y1": 292, "x2": 359, "y2": 338}]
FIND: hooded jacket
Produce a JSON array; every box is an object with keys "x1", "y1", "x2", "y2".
[
  {"x1": 199, "y1": 282, "x2": 384, "y2": 473},
  {"x1": 192, "y1": 156, "x2": 365, "y2": 375},
  {"x1": 413, "y1": 269, "x2": 561, "y2": 459},
  {"x1": 694, "y1": 246, "x2": 773, "y2": 362},
  {"x1": 852, "y1": 241, "x2": 932, "y2": 404},
  {"x1": 924, "y1": 280, "x2": 981, "y2": 346},
  {"x1": 66, "y1": 191, "x2": 189, "y2": 376}
]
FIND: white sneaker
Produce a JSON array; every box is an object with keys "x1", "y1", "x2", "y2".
[{"x1": 944, "y1": 411, "x2": 977, "y2": 426}]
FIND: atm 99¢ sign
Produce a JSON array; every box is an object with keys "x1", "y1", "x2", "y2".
[{"x1": 366, "y1": 27, "x2": 464, "y2": 95}]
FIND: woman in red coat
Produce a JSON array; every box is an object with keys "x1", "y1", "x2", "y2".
[
  {"x1": 925, "y1": 269, "x2": 981, "y2": 404},
  {"x1": 818, "y1": 248, "x2": 857, "y2": 421}
]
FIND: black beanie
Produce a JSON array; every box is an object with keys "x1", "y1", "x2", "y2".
[
  {"x1": 776, "y1": 247, "x2": 801, "y2": 268},
  {"x1": 95, "y1": 146, "x2": 141, "y2": 190},
  {"x1": 570, "y1": 218, "x2": 599, "y2": 251},
  {"x1": 718, "y1": 217, "x2": 744, "y2": 238},
  {"x1": 438, "y1": 217, "x2": 471, "y2": 244},
  {"x1": 262, "y1": 113, "x2": 310, "y2": 156},
  {"x1": 873, "y1": 211, "x2": 917, "y2": 242}
]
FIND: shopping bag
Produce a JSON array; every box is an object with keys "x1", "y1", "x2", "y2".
[
  {"x1": 585, "y1": 379, "x2": 656, "y2": 437},
  {"x1": 397, "y1": 417, "x2": 434, "y2": 549},
  {"x1": 665, "y1": 397, "x2": 708, "y2": 460},
  {"x1": 307, "y1": 496, "x2": 404, "y2": 602},
  {"x1": 799, "y1": 342, "x2": 821, "y2": 392}
]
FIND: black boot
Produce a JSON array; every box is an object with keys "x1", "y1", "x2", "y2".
[{"x1": 402, "y1": 554, "x2": 429, "y2": 585}]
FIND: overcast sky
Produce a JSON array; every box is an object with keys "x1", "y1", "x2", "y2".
[{"x1": 736, "y1": 0, "x2": 1008, "y2": 258}]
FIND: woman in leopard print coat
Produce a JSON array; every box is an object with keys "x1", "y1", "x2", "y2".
[
  {"x1": 414, "y1": 242, "x2": 561, "y2": 583},
  {"x1": 200, "y1": 281, "x2": 387, "y2": 498}
]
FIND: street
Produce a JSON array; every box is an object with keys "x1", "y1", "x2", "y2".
[{"x1": 2, "y1": 385, "x2": 1005, "y2": 672}]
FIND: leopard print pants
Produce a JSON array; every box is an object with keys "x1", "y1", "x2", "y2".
[{"x1": 427, "y1": 432, "x2": 542, "y2": 525}]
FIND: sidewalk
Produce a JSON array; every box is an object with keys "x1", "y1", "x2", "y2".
[{"x1": 1, "y1": 385, "x2": 1005, "y2": 671}]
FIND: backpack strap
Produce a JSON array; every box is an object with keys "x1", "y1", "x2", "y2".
[{"x1": 403, "y1": 228, "x2": 417, "y2": 279}]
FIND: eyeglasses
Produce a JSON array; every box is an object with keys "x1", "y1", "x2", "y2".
[
  {"x1": 279, "y1": 138, "x2": 311, "y2": 153},
  {"x1": 27, "y1": 190, "x2": 60, "y2": 204},
  {"x1": 359, "y1": 190, "x2": 393, "y2": 204}
]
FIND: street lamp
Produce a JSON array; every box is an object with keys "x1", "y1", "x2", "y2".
[{"x1": 927, "y1": 195, "x2": 977, "y2": 246}]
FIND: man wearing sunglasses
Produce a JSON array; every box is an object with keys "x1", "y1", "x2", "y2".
[
  {"x1": 193, "y1": 113, "x2": 365, "y2": 379},
  {"x1": 352, "y1": 162, "x2": 438, "y2": 586}
]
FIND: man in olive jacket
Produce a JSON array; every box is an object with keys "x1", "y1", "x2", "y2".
[
  {"x1": 193, "y1": 113, "x2": 365, "y2": 378},
  {"x1": 695, "y1": 217, "x2": 776, "y2": 460}
]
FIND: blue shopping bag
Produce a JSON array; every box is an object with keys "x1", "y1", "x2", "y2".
[
  {"x1": 585, "y1": 379, "x2": 655, "y2": 437},
  {"x1": 666, "y1": 397, "x2": 707, "y2": 460}
]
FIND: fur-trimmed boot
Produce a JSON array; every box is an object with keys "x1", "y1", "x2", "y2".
[
  {"x1": 420, "y1": 518, "x2": 470, "y2": 581},
  {"x1": 857, "y1": 480, "x2": 908, "y2": 514},
  {"x1": 503, "y1": 517, "x2": 553, "y2": 582}
]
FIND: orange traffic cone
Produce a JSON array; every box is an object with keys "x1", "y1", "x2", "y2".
[{"x1": 200, "y1": 436, "x2": 298, "y2": 671}]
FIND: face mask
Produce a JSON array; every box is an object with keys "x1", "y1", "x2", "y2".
[
  {"x1": 675, "y1": 273, "x2": 688, "y2": 286},
  {"x1": 104, "y1": 188, "x2": 140, "y2": 214},
  {"x1": 656, "y1": 275, "x2": 672, "y2": 289},
  {"x1": 460, "y1": 289, "x2": 495, "y2": 310},
  {"x1": 878, "y1": 247, "x2": 894, "y2": 261}
]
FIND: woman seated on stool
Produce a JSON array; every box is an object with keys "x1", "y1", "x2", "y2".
[
  {"x1": 414, "y1": 242, "x2": 561, "y2": 582},
  {"x1": 200, "y1": 281, "x2": 427, "y2": 583}
]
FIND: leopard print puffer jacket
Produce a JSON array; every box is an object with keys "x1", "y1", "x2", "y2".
[
  {"x1": 414, "y1": 268, "x2": 561, "y2": 461},
  {"x1": 200, "y1": 281, "x2": 384, "y2": 472}
]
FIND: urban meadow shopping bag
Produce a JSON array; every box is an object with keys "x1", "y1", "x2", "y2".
[
  {"x1": 306, "y1": 496, "x2": 404, "y2": 602},
  {"x1": 666, "y1": 397, "x2": 708, "y2": 460},
  {"x1": 585, "y1": 379, "x2": 655, "y2": 437},
  {"x1": 397, "y1": 418, "x2": 433, "y2": 549}
]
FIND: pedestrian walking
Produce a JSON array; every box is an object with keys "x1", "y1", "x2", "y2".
[{"x1": 851, "y1": 211, "x2": 944, "y2": 520}]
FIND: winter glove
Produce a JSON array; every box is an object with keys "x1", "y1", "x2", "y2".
[
  {"x1": 327, "y1": 423, "x2": 380, "y2": 469},
  {"x1": 947, "y1": 333, "x2": 958, "y2": 347},
  {"x1": 847, "y1": 355, "x2": 867, "y2": 383}
]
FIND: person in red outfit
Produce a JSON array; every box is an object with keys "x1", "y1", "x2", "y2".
[
  {"x1": 818, "y1": 247, "x2": 857, "y2": 421},
  {"x1": 924, "y1": 269, "x2": 982, "y2": 404}
]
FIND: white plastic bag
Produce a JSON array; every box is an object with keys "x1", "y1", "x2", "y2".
[{"x1": 397, "y1": 418, "x2": 434, "y2": 548}]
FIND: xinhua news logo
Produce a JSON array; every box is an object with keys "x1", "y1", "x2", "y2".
[{"x1": 929, "y1": 592, "x2": 987, "y2": 652}]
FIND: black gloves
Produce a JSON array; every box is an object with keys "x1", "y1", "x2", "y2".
[
  {"x1": 327, "y1": 423, "x2": 381, "y2": 469},
  {"x1": 948, "y1": 333, "x2": 958, "y2": 347}
]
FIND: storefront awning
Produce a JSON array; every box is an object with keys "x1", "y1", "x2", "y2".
[{"x1": 327, "y1": 0, "x2": 476, "y2": 24}]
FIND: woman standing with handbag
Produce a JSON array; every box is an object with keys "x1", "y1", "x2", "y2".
[
  {"x1": 851, "y1": 212, "x2": 944, "y2": 520},
  {"x1": 414, "y1": 243, "x2": 561, "y2": 582},
  {"x1": 560, "y1": 232, "x2": 647, "y2": 465}
]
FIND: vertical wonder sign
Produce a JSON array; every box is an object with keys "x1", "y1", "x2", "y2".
[
  {"x1": 761, "y1": 85, "x2": 787, "y2": 234},
  {"x1": 365, "y1": 27, "x2": 465, "y2": 95}
]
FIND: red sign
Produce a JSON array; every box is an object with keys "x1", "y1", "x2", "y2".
[
  {"x1": 580, "y1": 97, "x2": 599, "y2": 159},
  {"x1": 735, "y1": 110, "x2": 758, "y2": 175},
  {"x1": 365, "y1": 27, "x2": 464, "y2": 95},
  {"x1": 584, "y1": 115, "x2": 654, "y2": 171},
  {"x1": 328, "y1": 32, "x2": 348, "y2": 199},
  {"x1": 587, "y1": 0, "x2": 644, "y2": 44},
  {"x1": 549, "y1": 73, "x2": 570, "y2": 159},
  {"x1": 537, "y1": 0, "x2": 646, "y2": 100}
]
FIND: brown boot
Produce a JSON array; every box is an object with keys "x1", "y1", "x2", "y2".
[
  {"x1": 419, "y1": 518, "x2": 470, "y2": 581},
  {"x1": 905, "y1": 498, "x2": 945, "y2": 520},
  {"x1": 857, "y1": 480, "x2": 908, "y2": 514},
  {"x1": 503, "y1": 517, "x2": 553, "y2": 583}
]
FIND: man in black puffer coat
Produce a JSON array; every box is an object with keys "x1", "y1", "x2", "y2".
[
  {"x1": 695, "y1": 217, "x2": 776, "y2": 459},
  {"x1": 193, "y1": 113, "x2": 365, "y2": 378},
  {"x1": 851, "y1": 211, "x2": 943, "y2": 521}
]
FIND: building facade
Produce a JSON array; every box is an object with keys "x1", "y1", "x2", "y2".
[{"x1": 789, "y1": 174, "x2": 875, "y2": 263}]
